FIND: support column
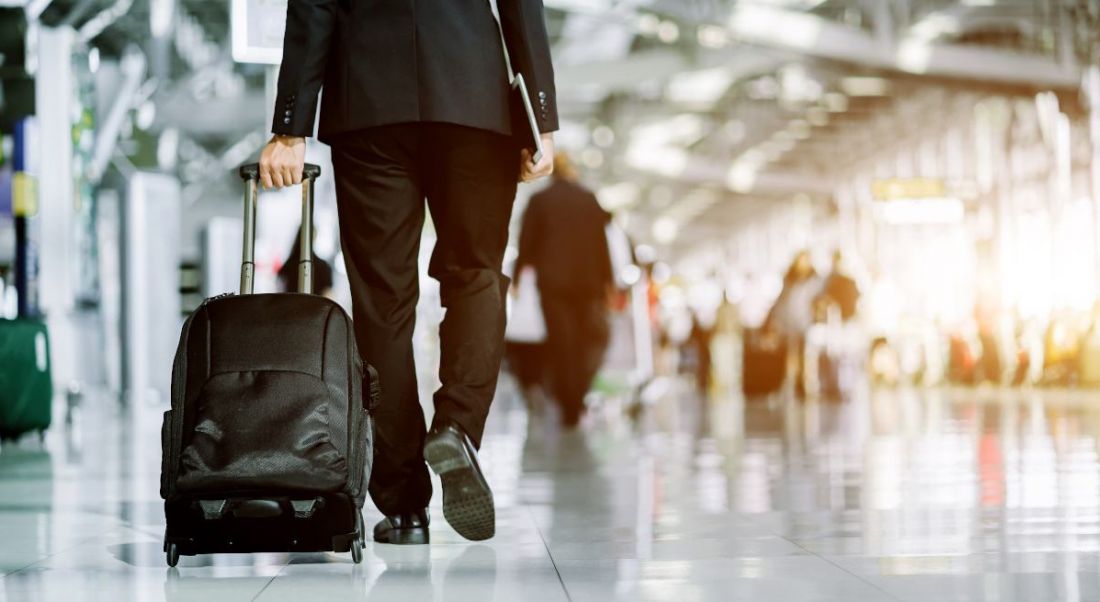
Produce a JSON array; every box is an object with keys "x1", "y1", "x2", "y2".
[
  {"x1": 36, "y1": 27, "x2": 77, "y2": 392},
  {"x1": 1084, "y1": 67, "x2": 1100, "y2": 293}
]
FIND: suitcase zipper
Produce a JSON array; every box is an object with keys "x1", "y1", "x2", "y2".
[
  {"x1": 204, "y1": 292, "x2": 235, "y2": 305},
  {"x1": 166, "y1": 309, "x2": 200, "y2": 499},
  {"x1": 347, "y1": 322, "x2": 368, "y2": 496}
]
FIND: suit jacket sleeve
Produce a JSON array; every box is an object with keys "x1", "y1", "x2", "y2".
[
  {"x1": 496, "y1": 0, "x2": 559, "y2": 133},
  {"x1": 271, "y1": 0, "x2": 337, "y2": 137}
]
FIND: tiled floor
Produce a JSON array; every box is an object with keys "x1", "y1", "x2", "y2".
[{"x1": 3, "y1": 381, "x2": 1100, "y2": 601}]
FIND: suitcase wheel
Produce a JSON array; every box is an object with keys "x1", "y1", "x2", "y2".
[
  {"x1": 166, "y1": 543, "x2": 180, "y2": 567},
  {"x1": 350, "y1": 510, "x2": 365, "y2": 563}
]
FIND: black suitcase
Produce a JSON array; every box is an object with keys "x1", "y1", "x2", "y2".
[
  {"x1": 161, "y1": 163, "x2": 378, "y2": 567},
  {"x1": 742, "y1": 328, "x2": 787, "y2": 398}
]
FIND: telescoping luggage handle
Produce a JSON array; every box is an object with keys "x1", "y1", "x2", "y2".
[{"x1": 237, "y1": 163, "x2": 322, "y2": 296}]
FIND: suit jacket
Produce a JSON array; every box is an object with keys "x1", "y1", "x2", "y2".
[
  {"x1": 272, "y1": 0, "x2": 559, "y2": 143},
  {"x1": 516, "y1": 178, "x2": 612, "y2": 299}
]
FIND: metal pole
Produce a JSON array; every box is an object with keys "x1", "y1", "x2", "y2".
[
  {"x1": 298, "y1": 177, "x2": 314, "y2": 294},
  {"x1": 1085, "y1": 67, "x2": 1100, "y2": 296},
  {"x1": 240, "y1": 178, "x2": 258, "y2": 295}
]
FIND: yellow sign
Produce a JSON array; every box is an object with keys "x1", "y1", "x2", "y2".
[
  {"x1": 871, "y1": 178, "x2": 946, "y2": 201},
  {"x1": 13, "y1": 172, "x2": 38, "y2": 217}
]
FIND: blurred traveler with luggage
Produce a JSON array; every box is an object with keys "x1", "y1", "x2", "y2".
[
  {"x1": 814, "y1": 250, "x2": 862, "y2": 399},
  {"x1": 259, "y1": 0, "x2": 559, "y2": 543},
  {"x1": 683, "y1": 313, "x2": 714, "y2": 402},
  {"x1": 819, "y1": 250, "x2": 859, "y2": 323},
  {"x1": 765, "y1": 250, "x2": 822, "y2": 398},
  {"x1": 504, "y1": 255, "x2": 548, "y2": 408},
  {"x1": 514, "y1": 152, "x2": 613, "y2": 428}
]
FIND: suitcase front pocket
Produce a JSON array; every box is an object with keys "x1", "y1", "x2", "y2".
[{"x1": 176, "y1": 370, "x2": 349, "y2": 495}]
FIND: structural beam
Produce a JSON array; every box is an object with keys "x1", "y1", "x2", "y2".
[
  {"x1": 556, "y1": 46, "x2": 788, "y2": 95},
  {"x1": 725, "y1": 5, "x2": 1079, "y2": 89}
]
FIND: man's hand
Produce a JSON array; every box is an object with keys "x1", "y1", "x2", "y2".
[
  {"x1": 519, "y1": 133, "x2": 555, "y2": 183},
  {"x1": 259, "y1": 135, "x2": 307, "y2": 190}
]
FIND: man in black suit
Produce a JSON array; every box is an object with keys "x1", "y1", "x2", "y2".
[
  {"x1": 259, "y1": 0, "x2": 557, "y2": 544},
  {"x1": 515, "y1": 154, "x2": 613, "y2": 427}
]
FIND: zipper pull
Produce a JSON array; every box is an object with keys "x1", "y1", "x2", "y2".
[{"x1": 203, "y1": 292, "x2": 235, "y2": 306}]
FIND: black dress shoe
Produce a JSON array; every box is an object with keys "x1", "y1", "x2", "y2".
[
  {"x1": 423, "y1": 421, "x2": 495, "y2": 541},
  {"x1": 373, "y1": 509, "x2": 430, "y2": 545}
]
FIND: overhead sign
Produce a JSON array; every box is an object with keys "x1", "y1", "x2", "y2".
[
  {"x1": 231, "y1": 0, "x2": 287, "y2": 65},
  {"x1": 871, "y1": 178, "x2": 946, "y2": 201}
]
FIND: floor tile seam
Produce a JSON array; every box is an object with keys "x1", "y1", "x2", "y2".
[
  {"x1": 249, "y1": 556, "x2": 292, "y2": 601},
  {"x1": 0, "y1": 532, "x2": 108, "y2": 579},
  {"x1": 785, "y1": 538, "x2": 905, "y2": 602},
  {"x1": 524, "y1": 504, "x2": 573, "y2": 602}
]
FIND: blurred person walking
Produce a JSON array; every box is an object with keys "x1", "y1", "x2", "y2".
[
  {"x1": 765, "y1": 250, "x2": 822, "y2": 398},
  {"x1": 277, "y1": 226, "x2": 335, "y2": 298},
  {"x1": 259, "y1": 0, "x2": 558, "y2": 544},
  {"x1": 819, "y1": 250, "x2": 859, "y2": 323},
  {"x1": 815, "y1": 250, "x2": 862, "y2": 399},
  {"x1": 515, "y1": 153, "x2": 614, "y2": 427}
]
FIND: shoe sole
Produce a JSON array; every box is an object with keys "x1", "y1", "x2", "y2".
[
  {"x1": 374, "y1": 527, "x2": 430, "y2": 545},
  {"x1": 423, "y1": 434, "x2": 495, "y2": 541}
]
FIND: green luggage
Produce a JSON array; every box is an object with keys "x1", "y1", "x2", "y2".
[{"x1": 0, "y1": 318, "x2": 52, "y2": 441}]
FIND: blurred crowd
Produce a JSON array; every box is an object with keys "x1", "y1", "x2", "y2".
[{"x1": 502, "y1": 155, "x2": 1100, "y2": 428}]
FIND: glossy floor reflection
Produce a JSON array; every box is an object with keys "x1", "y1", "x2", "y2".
[{"x1": 3, "y1": 381, "x2": 1100, "y2": 601}]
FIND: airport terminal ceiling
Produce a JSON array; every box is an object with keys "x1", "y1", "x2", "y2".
[{"x1": 9, "y1": 0, "x2": 1096, "y2": 257}]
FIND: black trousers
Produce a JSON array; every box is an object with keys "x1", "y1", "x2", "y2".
[
  {"x1": 330, "y1": 123, "x2": 519, "y2": 515},
  {"x1": 541, "y1": 293, "x2": 609, "y2": 424}
]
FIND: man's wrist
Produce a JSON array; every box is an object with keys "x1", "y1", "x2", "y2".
[{"x1": 273, "y1": 134, "x2": 306, "y2": 144}]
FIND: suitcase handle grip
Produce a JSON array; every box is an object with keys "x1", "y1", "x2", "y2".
[
  {"x1": 238, "y1": 163, "x2": 322, "y2": 181},
  {"x1": 237, "y1": 163, "x2": 322, "y2": 296}
]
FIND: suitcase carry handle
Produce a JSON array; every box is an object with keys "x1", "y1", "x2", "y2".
[{"x1": 237, "y1": 163, "x2": 322, "y2": 296}]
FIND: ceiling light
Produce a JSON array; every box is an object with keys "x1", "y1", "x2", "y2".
[
  {"x1": 592, "y1": 125, "x2": 615, "y2": 148},
  {"x1": 653, "y1": 217, "x2": 680, "y2": 245},
  {"x1": 657, "y1": 21, "x2": 680, "y2": 44},
  {"x1": 840, "y1": 76, "x2": 889, "y2": 97},
  {"x1": 150, "y1": 0, "x2": 174, "y2": 37},
  {"x1": 637, "y1": 13, "x2": 661, "y2": 35},
  {"x1": 908, "y1": 13, "x2": 960, "y2": 42},
  {"x1": 779, "y1": 64, "x2": 824, "y2": 104},
  {"x1": 635, "y1": 245, "x2": 657, "y2": 264},
  {"x1": 667, "y1": 67, "x2": 733, "y2": 107},
  {"x1": 875, "y1": 198, "x2": 965, "y2": 224},
  {"x1": 742, "y1": 148, "x2": 768, "y2": 164},
  {"x1": 626, "y1": 146, "x2": 688, "y2": 177},
  {"x1": 896, "y1": 40, "x2": 933, "y2": 74},
  {"x1": 597, "y1": 182, "x2": 640, "y2": 211},
  {"x1": 727, "y1": 160, "x2": 759, "y2": 193},
  {"x1": 697, "y1": 25, "x2": 729, "y2": 49},
  {"x1": 824, "y1": 92, "x2": 849, "y2": 112}
]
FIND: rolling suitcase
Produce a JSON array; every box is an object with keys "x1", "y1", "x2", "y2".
[
  {"x1": 742, "y1": 328, "x2": 786, "y2": 398},
  {"x1": 161, "y1": 163, "x2": 379, "y2": 567},
  {"x1": 0, "y1": 317, "x2": 52, "y2": 441}
]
